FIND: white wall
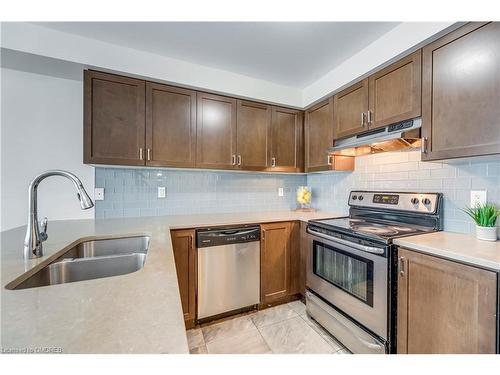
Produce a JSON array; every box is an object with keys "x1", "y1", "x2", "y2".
[
  {"x1": 0, "y1": 67, "x2": 94, "y2": 231},
  {"x1": 1, "y1": 22, "x2": 303, "y2": 108},
  {"x1": 1, "y1": 22, "x2": 458, "y2": 108},
  {"x1": 302, "y1": 22, "x2": 458, "y2": 106}
]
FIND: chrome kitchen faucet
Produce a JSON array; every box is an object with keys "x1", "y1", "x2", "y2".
[{"x1": 24, "y1": 170, "x2": 94, "y2": 259}]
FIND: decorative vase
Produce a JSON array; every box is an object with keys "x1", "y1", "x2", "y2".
[
  {"x1": 295, "y1": 186, "x2": 315, "y2": 212},
  {"x1": 475, "y1": 225, "x2": 498, "y2": 242}
]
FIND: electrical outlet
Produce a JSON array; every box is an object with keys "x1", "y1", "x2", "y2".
[
  {"x1": 158, "y1": 186, "x2": 166, "y2": 198},
  {"x1": 470, "y1": 190, "x2": 487, "y2": 207},
  {"x1": 94, "y1": 188, "x2": 105, "y2": 201},
  {"x1": 278, "y1": 187, "x2": 284, "y2": 197}
]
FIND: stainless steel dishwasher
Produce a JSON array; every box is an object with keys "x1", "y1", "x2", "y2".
[{"x1": 196, "y1": 226, "x2": 260, "y2": 320}]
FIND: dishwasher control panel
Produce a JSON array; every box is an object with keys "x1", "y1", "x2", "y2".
[{"x1": 196, "y1": 226, "x2": 261, "y2": 248}]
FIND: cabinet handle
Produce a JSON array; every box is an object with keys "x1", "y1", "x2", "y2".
[
  {"x1": 271, "y1": 157, "x2": 276, "y2": 167},
  {"x1": 231, "y1": 154, "x2": 236, "y2": 165},
  {"x1": 139, "y1": 148, "x2": 143, "y2": 160},
  {"x1": 237, "y1": 155, "x2": 242, "y2": 166},
  {"x1": 398, "y1": 257, "x2": 405, "y2": 276},
  {"x1": 361, "y1": 112, "x2": 366, "y2": 127},
  {"x1": 147, "y1": 148, "x2": 151, "y2": 161},
  {"x1": 421, "y1": 137, "x2": 428, "y2": 154},
  {"x1": 367, "y1": 110, "x2": 372, "y2": 125},
  {"x1": 327, "y1": 155, "x2": 333, "y2": 166}
]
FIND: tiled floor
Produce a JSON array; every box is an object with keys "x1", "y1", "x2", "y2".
[{"x1": 186, "y1": 300, "x2": 350, "y2": 354}]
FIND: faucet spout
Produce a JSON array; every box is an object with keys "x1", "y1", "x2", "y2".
[{"x1": 24, "y1": 170, "x2": 94, "y2": 259}]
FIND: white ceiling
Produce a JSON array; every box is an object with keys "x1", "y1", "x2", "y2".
[{"x1": 33, "y1": 22, "x2": 400, "y2": 88}]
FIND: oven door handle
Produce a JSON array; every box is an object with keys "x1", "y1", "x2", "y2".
[{"x1": 306, "y1": 226, "x2": 385, "y2": 255}]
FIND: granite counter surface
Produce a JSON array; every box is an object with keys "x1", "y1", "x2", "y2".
[
  {"x1": 394, "y1": 231, "x2": 500, "y2": 271},
  {"x1": 1, "y1": 211, "x2": 340, "y2": 354}
]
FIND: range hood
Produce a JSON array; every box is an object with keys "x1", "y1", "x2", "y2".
[{"x1": 328, "y1": 118, "x2": 422, "y2": 157}]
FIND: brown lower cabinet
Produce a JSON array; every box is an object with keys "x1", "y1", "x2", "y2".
[
  {"x1": 397, "y1": 248, "x2": 497, "y2": 354},
  {"x1": 260, "y1": 222, "x2": 300, "y2": 305},
  {"x1": 171, "y1": 222, "x2": 301, "y2": 325},
  {"x1": 170, "y1": 229, "x2": 196, "y2": 328}
]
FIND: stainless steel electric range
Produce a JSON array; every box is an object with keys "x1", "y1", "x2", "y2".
[{"x1": 305, "y1": 191, "x2": 443, "y2": 354}]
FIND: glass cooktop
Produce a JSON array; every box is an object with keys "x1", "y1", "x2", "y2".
[{"x1": 310, "y1": 217, "x2": 433, "y2": 241}]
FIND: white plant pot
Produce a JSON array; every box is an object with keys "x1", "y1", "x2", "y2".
[{"x1": 475, "y1": 225, "x2": 498, "y2": 242}]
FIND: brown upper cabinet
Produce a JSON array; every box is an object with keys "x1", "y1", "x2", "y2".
[
  {"x1": 369, "y1": 50, "x2": 422, "y2": 130},
  {"x1": 84, "y1": 70, "x2": 146, "y2": 166},
  {"x1": 334, "y1": 79, "x2": 369, "y2": 139},
  {"x1": 421, "y1": 22, "x2": 500, "y2": 161},
  {"x1": 334, "y1": 51, "x2": 422, "y2": 140},
  {"x1": 270, "y1": 107, "x2": 304, "y2": 172},
  {"x1": 397, "y1": 248, "x2": 497, "y2": 354},
  {"x1": 305, "y1": 98, "x2": 354, "y2": 172},
  {"x1": 146, "y1": 83, "x2": 196, "y2": 168},
  {"x1": 236, "y1": 100, "x2": 272, "y2": 170},
  {"x1": 305, "y1": 98, "x2": 334, "y2": 172},
  {"x1": 196, "y1": 92, "x2": 237, "y2": 170}
]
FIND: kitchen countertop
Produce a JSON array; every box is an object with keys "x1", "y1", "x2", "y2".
[
  {"x1": 0, "y1": 210, "x2": 340, "y2": 354},
  {"x1": 394, "y1": 231, "x2": 500, "y2": 271}
]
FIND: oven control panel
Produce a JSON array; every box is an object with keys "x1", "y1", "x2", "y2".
[{"x1": 349, "y1": 191, "x2": 441, "y2": 214}]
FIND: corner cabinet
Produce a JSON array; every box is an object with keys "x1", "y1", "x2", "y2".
[
  {"x1": 260, "y1": 222, "x2": 301, "y2": 305},
  {"x1": 170, "y1": 229, "x2": 197, "y2": 328},
  {"x1": 421, "y1": 22, "x2": 500, "y2": 160},
  {"x1": 84, "y1": 70, "x2": 146, "y2": 165},
  {"x1": 397, "y1": 248, "x2": 497, "y2": 354}
]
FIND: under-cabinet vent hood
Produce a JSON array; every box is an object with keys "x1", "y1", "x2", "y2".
[{"x1": 328, "y1": 118, "x2": 422, "y2": 157}]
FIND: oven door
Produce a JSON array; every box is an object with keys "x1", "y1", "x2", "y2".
[{"x1": 306, "y1": 228, "x2": 388, "y2": 340}]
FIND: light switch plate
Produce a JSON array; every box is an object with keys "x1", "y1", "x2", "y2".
[
  {"x1": 470, "y1": 190, "x2": 487, "y2": 207},
  {"x1": 94, "y1": 188, "x2": 105, "y2": 201},
  {"x1": 158, "y1": 186, "x2": 166, "y2": 198},
  {"x1": 278, "y1": 187, "x2": 284, "y2": 197}
]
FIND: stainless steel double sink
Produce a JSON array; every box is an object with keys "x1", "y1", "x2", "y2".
[{"x1": 7, "y1": 236, "x2": 150, "y2": 290}]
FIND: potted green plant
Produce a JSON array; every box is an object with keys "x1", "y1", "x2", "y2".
[{"x1": 462, "y1": 203, "x2": 499, "y2": 242}]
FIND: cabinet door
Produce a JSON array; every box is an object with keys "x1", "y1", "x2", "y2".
[
  {"x1": 196, "y1": 92, "x2": 237, "y2": 169},
  {"x1": 305, "y1": 98, "x2": 334, "y2": 172},
  {"x1": 298, "y1": 221, "x2": 310, "y2": 296},
  {"x1": 271, "y1": 107, "x2": 304, "y2": 172},
  {"x1": 170, "y1": 229, "x2": 196, "y2": 327},
  {"x1": 422, "y1": 22, "x2": 500, "y2": 161},
  {"x1": 84, "y1": 70, "x2": 145, "y2": 166},
  {"x1": 145, "y1": 83, "x2": 196, "y2": 168},
  {"x1": 333, "y1": 79, "x2": 369, "y2": 139},
  {"x1": 261, "y1": 222, "x2": 292, "y2": 304},
  {"x1": 368, "y1": 50, "x2": 422, "y2": 130},
  {"x1": 397, "y1": 248, "x2": 497, "y2": 354},
  {"x1": 236, "y1": 100, "x2": 271, "y2": 170}
]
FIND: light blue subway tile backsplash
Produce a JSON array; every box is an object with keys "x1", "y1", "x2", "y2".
[
  {"x1": 94, "y1": 151, "x2": 500, "y2": 236},
  {"x1": 94, "y1": 169, "x2": 307, "y2": 219},
  {"x1": 306, "y1": 150, "x2": 500, "y2": 236}
]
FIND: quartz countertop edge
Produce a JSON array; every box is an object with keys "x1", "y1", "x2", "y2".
[
  {"x1": 394, "y1": 231, "x2": 500, "y2": 271},
  {"x1": 1, "y1": 210, "x2": 341, "y2": 354}
]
